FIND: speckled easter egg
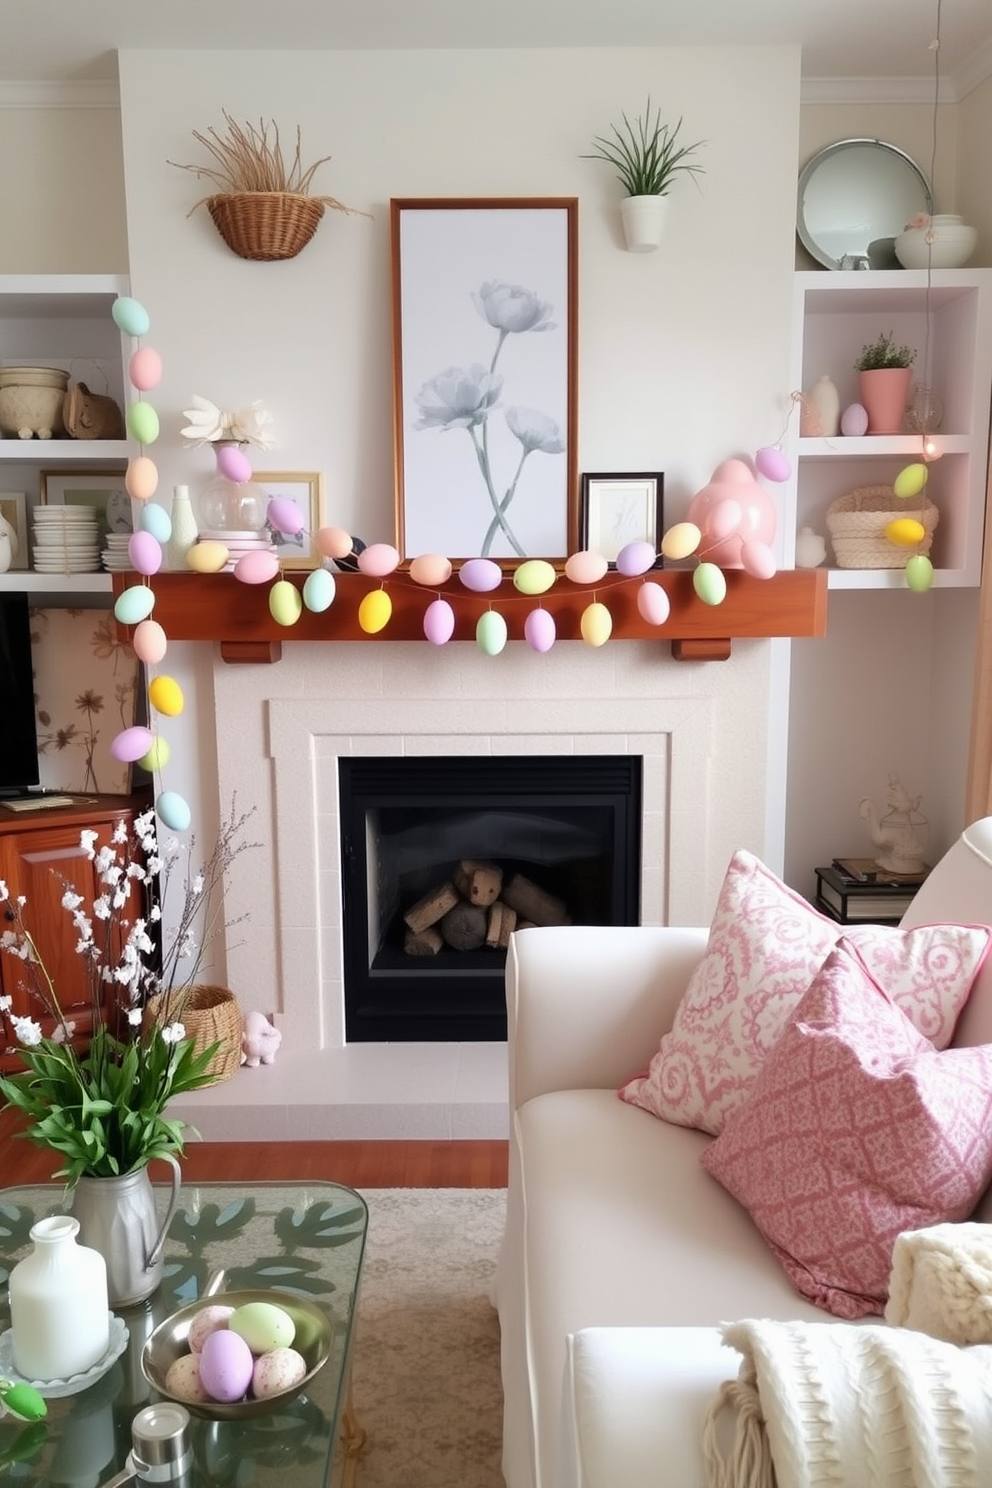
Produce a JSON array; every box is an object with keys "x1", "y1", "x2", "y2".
[
  {"x1": 188, "y1": 1305, "x2": 235, "y2": 1355},
  {"x1": 165, "y1": 1353, "x2": 209, "y2": 1404},
  {"x1": 252, "y1": 1347, "x2": 308, "y2": 1399}
]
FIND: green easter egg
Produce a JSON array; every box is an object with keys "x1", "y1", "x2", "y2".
[
  {"x1": 476, "y1": 610, "x2": 508, "y2": 655},
  {"x1": 269, "y1": 579, "x2": 304, "y2": 627},
  {"x1": 893, "y1": 462, "x2": 928, "y2": 500},
  {"x1": 513, "y1": 559, "x2": 557, "y2": 596},
  {"x1": 905, "y1": 555, "x2": 935, "y2": 592},
  {"x1": 693, "y1": 562, "x2": 727, "y2": 606},
  {"x1": 114, "y1": 584, "x2": 156, "y2": 625},
  {"x1": 127, "y1": 400, "x2": 160, "y2": 445}
]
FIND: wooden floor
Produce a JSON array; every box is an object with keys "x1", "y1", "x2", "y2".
[{"x1": 0, "y1": 1106, "x2": 508, "y2": 1189}]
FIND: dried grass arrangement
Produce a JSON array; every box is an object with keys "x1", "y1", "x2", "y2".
[{"x1": 169, "y1": 111, "x2": 367, "y2": 261}]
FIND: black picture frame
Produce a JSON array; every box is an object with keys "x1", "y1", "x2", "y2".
[{"x1": 579, "y1": 472, "x2": 664, "y2": 565}]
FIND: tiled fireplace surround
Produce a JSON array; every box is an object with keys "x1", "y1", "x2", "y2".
[{"x1": 171, "y1": 640, "x2": 769, "y2": 1143}]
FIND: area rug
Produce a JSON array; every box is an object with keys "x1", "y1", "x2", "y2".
[{"x1": 339, "y1": 1187, "x2": 506, "y2": 1488}]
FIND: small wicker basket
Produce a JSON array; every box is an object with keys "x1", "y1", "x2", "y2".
[
  {"x1": 206, "y1": 191, "x2": 325, "y2": 261},
  {"x1": 143, "y1": 985, "x2": 244, "y2": 1085},
  {"x1": 826, "y1": 485, "x2": 939, "y2": 569}
]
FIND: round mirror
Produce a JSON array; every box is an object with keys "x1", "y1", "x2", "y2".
[{"x1": 797, "y1": 139, "x2": 932, "y2": 270}]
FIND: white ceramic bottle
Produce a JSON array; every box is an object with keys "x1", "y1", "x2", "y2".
[
  {"x1": 807, "y1": 374, "x2": 840, "y2": 438},
  {"x1": 165, "y1": 483, "x2": 199, "y2": 571},
  {"x1": 8, "y1": 1215, "x2": 109, "y2": 1381}
]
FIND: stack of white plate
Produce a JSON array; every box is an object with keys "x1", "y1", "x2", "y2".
[
  {"x1": 198, "y1": 527, "x2": 277, "y2": 573},
  {"x1": 32, "y1": 505, "x2": 101, "y2": 575},
  {"x1": 102, "y1": 533, "x2": 134, "y2": 572}
]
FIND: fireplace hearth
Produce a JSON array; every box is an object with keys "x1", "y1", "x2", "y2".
[{"x1": 339, "y1": 756, "x2": 642, "y2": 1040}]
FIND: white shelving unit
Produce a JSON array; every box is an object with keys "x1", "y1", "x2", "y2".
[
  {"x1": 0, "y1": 273, "x2": 131, "y2": 600},
  {"x1": 786, "y1": 268, "x2": 992, "y2": 589}
]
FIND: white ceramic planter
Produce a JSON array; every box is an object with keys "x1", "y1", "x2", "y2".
[{"x1": 620, "y1": 195, "x2": 669, "y2": 253}]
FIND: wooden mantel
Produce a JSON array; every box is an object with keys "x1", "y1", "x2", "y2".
[{"x1": 113, "y1": 568, "x2": 827, "y2": 664}]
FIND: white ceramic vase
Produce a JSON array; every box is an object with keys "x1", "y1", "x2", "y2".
[
  {"x1": 620, "y1": 195, "x2": 669, "y2": 253},
  {"x1": 8, "y1": 1215, "x2": 109, "y2": 1381}
]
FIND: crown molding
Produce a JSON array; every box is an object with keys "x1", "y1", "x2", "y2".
[
  {"x1": 952, "y1": 37, "x2": 992, "y2": 99},
  {"x1": 801, "y1": 73, "x2": 959, "y2": 105},
  {"x1": 0, "y1": 78, "x2": 120, "y2": 109}
]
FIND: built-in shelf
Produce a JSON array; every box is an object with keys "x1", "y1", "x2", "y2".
[{"x1": 111, "y1": 568, "x2": 828, "y2": 663}]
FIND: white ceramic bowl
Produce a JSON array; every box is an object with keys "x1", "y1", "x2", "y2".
[{"x1": 895, "y1": 220, "x2": 977, "y2": 270}]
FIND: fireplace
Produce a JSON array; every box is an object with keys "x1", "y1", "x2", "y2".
[{"x1": 338, "y1": 755, "x2": 642, "y2": 1040}]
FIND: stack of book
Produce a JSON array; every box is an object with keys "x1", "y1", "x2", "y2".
[{"x1": 814, "y1": 857, "x2": 929, "y2": 925}]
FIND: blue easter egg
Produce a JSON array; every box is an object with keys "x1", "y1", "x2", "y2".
[{"x1": 157, "y1": 791, "x2": 192, "y2": 832}]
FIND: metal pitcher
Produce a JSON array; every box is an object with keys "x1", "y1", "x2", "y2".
[{"x1": 72, "y1": 1156, "x2": 182, "y2": 1307}]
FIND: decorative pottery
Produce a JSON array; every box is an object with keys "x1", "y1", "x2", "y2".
[
  {"x1": 8, "y1": 1215, "x2": 109, "y2": 1381},
  {"x1": 0, "y1": 507, "x2": 18, "y2": 566},
  {"x1": 895, "y1": 215, "x2": 977, "y2": 270},
  {"x1": 795, "y1": 526, "x2": 827, "y2": 568},
  {"x1": 858, "y1": 366, "x2": 913, "y2": 435},
  {"x1": 0, "y1": 531, "x2": 11, "y2": 574},
  {"x1": 72, "y1": 1155, "x2": 182, "y2": 1307},
  {"x1": 803, "y1": 375, "x2": 840, "y2": 437},
  {"x1": 619, "y1": 195, "x2": 669, "y2": 253},
  {"x1": 166, "y1": 484, "x2": 200, "y2": 571},
  {"x1": 0, "y1": 365, "x2": 68, "y2": 439}
]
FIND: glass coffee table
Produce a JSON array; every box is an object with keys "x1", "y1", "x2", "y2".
[{"x1": 0, "y1": 1181, "x2": 368, "y2": 1487}]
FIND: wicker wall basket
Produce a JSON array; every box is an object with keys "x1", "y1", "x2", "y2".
[
  {"x1": 206, "y1": 192, "x2": 325, "y2": 261},
  {"x1": 143, "y1": 985, "x2": 244, "y2": 1085},
  {"x1": 826, "y1": 485, "x2": 939, "y2": 569}
]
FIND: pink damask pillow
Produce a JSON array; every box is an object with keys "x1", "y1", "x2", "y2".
[
  {"x1": 619, "y1": 850, "x2": 990, "y2": 1135},
  {"x1": 701, "y1": 940, "x2": 992, "y2": 1318}
]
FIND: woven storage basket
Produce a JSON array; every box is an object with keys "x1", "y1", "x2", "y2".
[
  {"x1": 826, "y1": 485, "x2": 939, "y2": 569},
  {"x1": 206, "y1": 192, "x2": 325, "y2": 261},
  {"x1": 143, "y1": 984, "x2": 243, "y2": 1085}
]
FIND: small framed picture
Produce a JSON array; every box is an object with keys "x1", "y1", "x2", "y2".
[
  {"x1": 579, "y1": 472, "x2": 664, "y2": 565},
  {"x1": 253, "y1": 471, "x2": 327, "y2": 570},
  {"x1": 39, "y1": 468, "x2": 131, "y2": 543},
  {"x1": 0, "y1": 491, "x2": 29, "y2": 570}
]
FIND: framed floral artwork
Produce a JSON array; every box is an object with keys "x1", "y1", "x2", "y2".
[
  {"x1": 390, "y1": 198, "x2": 578, "y2": 562},
  {"x1": 253, "y1": 470, "x2": 327, "y2": 570},
  {"x1": 579, "y1": 472, "x2": 665, "y2": 565},
  {"x1": 31, "y1": 607, "x2": 140, "y2": 795}
]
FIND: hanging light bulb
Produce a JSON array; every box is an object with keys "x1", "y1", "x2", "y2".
[{"x1": 905, "y1": 381, "x2": 944, "y2": 436}]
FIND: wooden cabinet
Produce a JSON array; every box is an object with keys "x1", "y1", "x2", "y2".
[{"x1": 0, "y1": 794, "x2": 149, "y2": 1069}]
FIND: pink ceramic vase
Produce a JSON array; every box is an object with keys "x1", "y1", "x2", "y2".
[{"x1": 858, "y1": 367, "x2": 913, "y2": 435}]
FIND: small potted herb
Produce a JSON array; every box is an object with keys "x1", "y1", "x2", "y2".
[
  {"x1": 854, "y1": 333, "x2": 917, "y2": 434},
  {"x1": 582, "y1": 99, "x2": 706, "y2": 253}
]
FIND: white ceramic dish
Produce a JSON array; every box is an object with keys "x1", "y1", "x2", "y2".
[{"x1": 0, "y1": 1315, "x2": 128, "y2": 1398}]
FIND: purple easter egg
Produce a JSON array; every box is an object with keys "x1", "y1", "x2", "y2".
[
  {"x1": 111, "y1": 725, "x2": 154, "y2": 763},
  {"x1": 216, "y1": 443, "x2": 253, "y2": 483},
  {"x1": 423, "y1": 598, "x2": 455, "y2": 645},
  {"x1": 840, "y1": 402, "x2": 869, "y2": 437},
  {"x1": 267, "y1": 496, "x2": 305, "y2": 536},
  {"x1": 128, "y1": 529, "x2": 163, "y2": 576},
  {"x1": 755, "y1": 445, "x2": 791, "y2": 482},
  {"x1": 616, "y1": 540, "x2": 657, "y2": 577},
  {"x1": 459, "y1": 558, "x2": 503, "y2": 592},
  {"x1": 524, "y1": 608, "x2": 556, "y2": 653}
]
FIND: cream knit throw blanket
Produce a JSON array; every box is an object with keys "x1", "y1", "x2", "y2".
[
  {"x1": 702, "y1": 1319, "x2": 992, "y2": 1488},
  {"x1": 885, "y1": 1223, "x2": 992, "y2": 1345}
]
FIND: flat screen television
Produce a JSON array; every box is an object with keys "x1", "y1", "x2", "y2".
[{"x1": 0, "y1": 590, "x2": 41, "y2": 797}]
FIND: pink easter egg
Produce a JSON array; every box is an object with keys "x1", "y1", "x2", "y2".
[
  {"x1": 357, "y1": 543, "x2": 401, "y2": 578},
  {"x1": 132, "y1": 619, "x2": 168, "y2": 665},
  {"x1": 740, "y1": 540, "x2": 777, "y2": 579},
  {"x1": 459, "y1": 558, "x2": 503, "y2": 593},
  {"x1": 409, "y1": 553, "x2": 453, "y2": 587},
  {"x1": 315, "y1": 526, "x2": 354, "y2": 560},
  {"x1": 423, "y1": 598, "x2": 455, "y2": 645},
  {"x1": 267, "y1": 496, "x2": 305, "y2": 536},
  {"x1": 707, "y1": 499, "x2": 743, "y2": 541},
  {"x1": 234, "y1": 550, "x2": 281, "y2": 585},
  {"x1": 128, "y1": 530, "x2": 163, "y2": 576},
  {"x1": 111, "y1": 725, "x2": 154, "y2": 763},
  {"x1": 128, "y1": 346, "x2": 162, "y2": 391},
  {"x1": 215, "y1": 443, "x2": 253, "y2": 483},
  {"x1": 637, "y1": 582, "x2": 671, "y2": 626},
  {"x1": 840, "y1": 402, "x2": 869, "y2": 437},
  {"x1": 615, "y1": 541, "x2": 657, "y2": 577},
  {"x1": 755, "y1": 445, "x2": 791, "y2": 482},
  {"x1": 524, "y1": 608, "x2": 556, "y2": 653},
  {"x1": 564, "y1": 550, "x2": 608, "y2": 585}
]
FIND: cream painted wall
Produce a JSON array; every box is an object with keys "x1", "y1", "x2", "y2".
[
  {"x1": 0, "y1": 107, "x2": 127, "y2": 272},
  {"x1": 958, "y1": 75, "x2": 992, "y2": 262}
]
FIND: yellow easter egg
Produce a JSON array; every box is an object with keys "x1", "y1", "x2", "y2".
[
  {"x1": 661, "y1": 522, "x2": 702, "y2": 561},
  {"x1": 148, "y1": 675, "x2": 184, "y2": 717},
  {"x1": 187, "y1": 540, "x2": 229, "y2": 573},
  {"x1": 269, "y1": 580, "x2": 303, "y2": 627},
  {"x1": 513, "y1": 559, "x2": 557, "y2": 596},
  {"x1": 137, "y1": 735, "x2": 171, "y2": 773},
  {"x1": 893, "y1": 463, "x2": 929, "y2": 500},
  {"x1": 580, "y1": 602, "x2": 613, "y2": 647},
  {"x1": 886, "y1": 517, "x2": 926, "y2": 547},
  {"x1": 359, "y1": 589, "x2": 393, "y2": 634}
]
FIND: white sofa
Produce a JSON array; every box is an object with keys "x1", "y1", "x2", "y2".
[{"x1": 494, "y1": 818, "x2": 992, "y2": 1488}]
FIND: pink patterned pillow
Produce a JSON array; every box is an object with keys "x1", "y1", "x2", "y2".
[
  {"x1": 619, "y1": 850, "x2": 990, "y2": 1135},
  {"x1": 701, "y1": 940, "x2": 992, "y2": 1318}
]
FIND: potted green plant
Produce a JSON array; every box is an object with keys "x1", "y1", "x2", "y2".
[
  {"x1": 582, "y1": 99, "x2": 706, "y2": 252},
  {"x1": 854, "y1": 332, "x2": 917, "y2": 434}
]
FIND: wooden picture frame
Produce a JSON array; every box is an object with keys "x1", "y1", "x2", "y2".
[
  {"x1": 0, "y1": 491, "x2": 28, "y2": 570},
  {"x1": 254, "y1": 470, "x2": 327, "y2": 570},
  {"x1": 579, "y1": 472, "x2": 664, "y2": 565},
  {"x1": 391, "y1": 198, "x2": 579, "y2": 562}
]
